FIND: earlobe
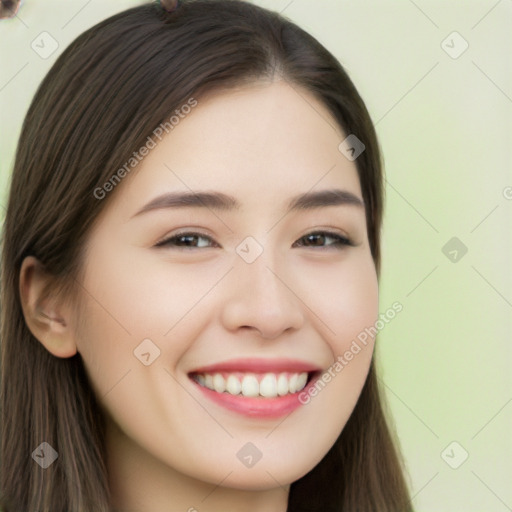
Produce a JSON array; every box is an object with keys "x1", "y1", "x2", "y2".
[{"x1": 19, "y1": 256, "x2": 78, "y2": 358}]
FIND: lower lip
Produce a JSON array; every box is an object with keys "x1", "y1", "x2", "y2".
[{"x1": 190, "y1": 373, "x2": 320, "y2": 418}]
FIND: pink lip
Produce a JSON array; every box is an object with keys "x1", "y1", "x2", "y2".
[
  {"x1": 189, "y1": 357, "x2": 322, "y2": 374},
  {"x1": 188, "y1": 358, "x2": 322, "y2": 419}
]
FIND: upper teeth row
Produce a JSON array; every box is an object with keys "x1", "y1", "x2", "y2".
[{"x1": 194, "y1": 372, "x2": 309, "y2": 397}]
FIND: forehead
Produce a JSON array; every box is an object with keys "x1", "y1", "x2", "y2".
[{"x1": 100, "y1": 80, "x2": 362, "y2": 221}]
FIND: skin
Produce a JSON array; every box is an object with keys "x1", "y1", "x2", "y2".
[{"x1": 20, "y1": 79, "x2": 379, "y2": 512}]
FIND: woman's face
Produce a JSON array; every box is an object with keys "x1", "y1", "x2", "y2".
[{"x1": 74, "y1": 80, "x2": 378, "y2": 491}]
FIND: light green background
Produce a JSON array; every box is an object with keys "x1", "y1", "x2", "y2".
[{"x1": 1, "y1": 1, "x2": 511, "y2": 511}]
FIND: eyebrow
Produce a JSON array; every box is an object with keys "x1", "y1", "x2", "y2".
[{"x1": 132, "y1": 188, "x2": 364, "y2": 218}]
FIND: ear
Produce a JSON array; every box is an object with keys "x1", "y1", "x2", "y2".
[{"x1": 19, "y1": 256, "x2": 78, "y2": 358}]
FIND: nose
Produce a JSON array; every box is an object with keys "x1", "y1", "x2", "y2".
[{"x1": 220, "y1": 250, "x2": 305, "y2": 339}]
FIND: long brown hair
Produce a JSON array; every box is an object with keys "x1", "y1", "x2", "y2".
[{"x1": 0, "y1": 1, "x2": 413, "y2": 510}]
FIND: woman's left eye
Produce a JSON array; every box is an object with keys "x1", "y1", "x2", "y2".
[
  {"x1": 293, "y1": 231, "x2": 354, "y2": 249},
  {"x1": 155, "y1": 230, "x2": 353, "y2": 250}
]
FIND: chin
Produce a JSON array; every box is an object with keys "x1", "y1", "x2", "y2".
[{"x1": 207, "y1": 455, "x2": 320, "y2": 491}]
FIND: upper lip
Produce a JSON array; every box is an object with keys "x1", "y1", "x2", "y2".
[{"x1": 189, "y1": 358, "x2": 322, "y2": 375}]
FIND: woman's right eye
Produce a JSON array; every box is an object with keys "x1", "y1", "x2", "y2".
[{"x1": 155, "y1": 232, "x2": 217, "y2": 249}]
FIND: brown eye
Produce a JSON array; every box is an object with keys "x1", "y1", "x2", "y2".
[
  {"x1": 293, "y1": 231, "x2": 353, "y2": 249},
  {"x1": 155, "y1": 232, "x2": 217, "y2": 249}
]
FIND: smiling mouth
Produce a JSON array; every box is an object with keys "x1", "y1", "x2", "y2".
[
  {"x1": 189, "y1": 371, "x2": 318, "y2": 398},
  {"x1": 187, "y1": 358, "x2": 323, "y2": 417}
]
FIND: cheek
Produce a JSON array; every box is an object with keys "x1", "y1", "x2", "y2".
[
  {"x1": 336, "y1": 259, "x2": 379, "y2": 350},
  {"x1": 295, "y1": 252, "x2": 378, "y2": 424},
  {"x1": 293, "y1": 250, "x2": 379, "y2": 354},
  {"x1": 73, "y1": 248, "x2": 228, "y2": 395},
  {"x1": 105, "y1": 248, "x2": 231, "y2": 329}
]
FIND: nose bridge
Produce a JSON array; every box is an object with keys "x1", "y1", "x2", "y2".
[
  {"x1": 220, "y1": 239, "x2": 304, "y2": 338},
  {"x1": 239, "y1": 246, "x2": 284, "y2": 303}
]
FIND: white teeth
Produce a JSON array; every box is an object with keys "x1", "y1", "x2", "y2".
[
  {"x1": 259, "y1": 373, "x2": 277, "y2": 397},
  {"x1": 194, "y1": 371, "x2": 309, "y2": 397},
  {"x1": 289, "y1": 373, "x2": 299, "y2": 393},
  {"x1": 204, "y1": 374, "x2": 214, "y2": 390},
  {"x1": 277, "y1": 373, "x2": 289, "y2": 396},
  {"x1": 241, "y1": 375, "x2": 259, "y2": 397},
  {"x1": 226, "y1": 374, "x2": 242, "y2": 395},
  {"x1": 213, "y1": 373, "x2": 225, "y2": 393},
  {"x1": 296, "y1": 372, "x2": 308, "y2": 391}
]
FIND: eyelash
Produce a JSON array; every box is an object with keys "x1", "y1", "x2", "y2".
[{"x1": 155, "y1": 230, "x2": 354, "y2": 250}]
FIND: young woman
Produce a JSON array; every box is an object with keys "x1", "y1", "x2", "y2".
[{"x1": 0, "y1": 1, "x2": 413, "y2": 510}]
